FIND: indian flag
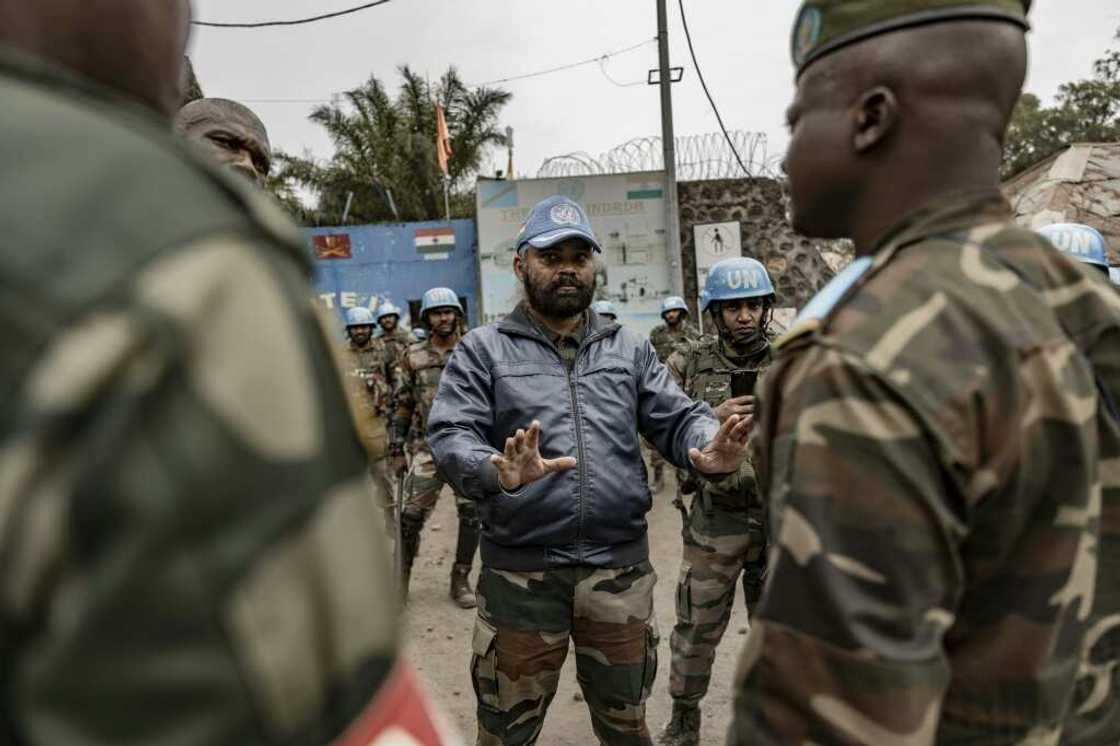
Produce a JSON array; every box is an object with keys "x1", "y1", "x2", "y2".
[{"x1": 415, "y1": 227, "x2": 455, "y2": 260}]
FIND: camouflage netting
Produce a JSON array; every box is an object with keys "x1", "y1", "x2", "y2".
[
  {"x1": 678, "y1": 178, "x2": 852, "y2": 313},
  {"x1": 1004, "y1": 142, "x2": 1120, "y2": 262}
]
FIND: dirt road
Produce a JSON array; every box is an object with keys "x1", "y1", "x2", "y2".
[{"x1": 403, "y1": 475, "x2": 749, "y2": 745}]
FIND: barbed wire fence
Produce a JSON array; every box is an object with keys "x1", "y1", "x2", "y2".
[{"x1": 536, "y1": 130, "x2": 783, "y2": 181}]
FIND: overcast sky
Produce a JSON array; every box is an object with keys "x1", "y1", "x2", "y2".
[{"x1": 190, "y1": 0, "x2": 1120, "y2": 183}]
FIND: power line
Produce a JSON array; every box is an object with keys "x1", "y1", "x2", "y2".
[
  {"x1": 239, "y1": 37, "x2": 657, "y2": 103},
  {"x1": 473, "y1": 38, "x2": 656, "y2": 87},
  {"x1": 676, "y1": 0, "x2": 751, "y2": 177},
  {"x1": 192, "y1": 0, "x2": 392, "y2": 29},
  {"x1": 598, "y1": 59, "x2": 645, "y2": 88}
]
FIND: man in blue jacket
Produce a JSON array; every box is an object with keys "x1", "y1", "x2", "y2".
[{"x1": 428, "y1": 195, "x2": 751, "y2": 745}]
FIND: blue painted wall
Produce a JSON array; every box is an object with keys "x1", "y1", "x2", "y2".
[{"x1": 307, "y1": 219, "x2": 479, "y2": 331}]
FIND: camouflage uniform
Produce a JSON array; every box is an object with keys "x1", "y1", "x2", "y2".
[
  {"x1": 0, "y1": 50, "x2": 399, "y2": 742},
  {"x1": 472, "y1": 562, "x2": 659, "y2": 745},
  {"x1": 393, "y1": 336, "x2": 480, "y2": 598},
  {"x1": 380, "y1": 325, "x2": 417, "y2": 368},
  {"x1": 663, "y1": 337, "x2": 769, "y2": 715},
  {"x1": 646, "y1": 323, "x2": 700, "y2": 484},
  {"x1": 336, "y1": 337, "x2": 396, "y2": 532},
  {"x1": 733, "y1": 190, "x2": 1120, "y2": 743}
]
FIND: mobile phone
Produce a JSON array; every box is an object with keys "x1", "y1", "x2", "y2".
[{"x1": 730, "y1": 370, "x2": 758, "y2": 399}]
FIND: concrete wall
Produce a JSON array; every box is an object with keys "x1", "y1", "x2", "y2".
[{"x1": 678, "y1": 178, "x2": 849, "y2": 318}]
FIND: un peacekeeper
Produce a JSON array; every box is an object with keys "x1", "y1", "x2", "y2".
[
  {"x1": 174, "y1": 97, "x2": 272, "y2": 185},
  {"x1": 591, "y1": 299, "x2": 619, "y2": 322},
  {"x1": 392, "y1": 287, "x2": 480, "y2": 608},
  {"x1": 376, "y1": 300, "x2": 417, "y2": 362},
  {"x1": 337, "y1": 307, "x2": 396, "y2": 531},
  {"x1": 647, "y1": 297, "x2": 701, "y2": 489},
  {"x1": 732, "y1": 1, "x2": 1120, "y2": 743},
  {"x1": 657, "y1": 257, "x2": 774, "y2": 746},
  {"x1": 427, "y1": 195, "x2": 752, "y2": 745},
  {"x1": 0, "y1": 0, "x2": 449, "y2": 742}
]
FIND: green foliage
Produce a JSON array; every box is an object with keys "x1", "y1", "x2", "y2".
[
  {"x1": 1002, "y1": 30, "x2": 1120, "y2": 178},
  {"x1": 271, "y1": 66, "x2": 511, "y2": 225}
]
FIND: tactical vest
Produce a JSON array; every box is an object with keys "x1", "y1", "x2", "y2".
[
  {"x1": 404, "y1": 339, "x2": 454, "y2": 433},
  {"x1": 337, "y1": 340, "x2": 392, "y2": 459},
  {"x1": 651, "y1": 323, "x2": 699, "y2": 363}
]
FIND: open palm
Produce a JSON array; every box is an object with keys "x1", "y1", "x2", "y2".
[
  {"x1": 490, "y1": 420, "x2": 578, "y2": 491},
  {"x1": 688, "y1": 414, "x2": 752, "y2": 475}
]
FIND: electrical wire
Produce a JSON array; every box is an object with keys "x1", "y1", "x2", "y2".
[
  {"x1": 676, "y1": 0, "x2": 751, "y2": 177},
  {"x1": 239, "y1": 37, "x2": 657, "y2": 103},
  {"x1": 473, "y1": 38, "x2": 656, "y2": 87},
  {"x1": 193, "y1": 0, "x2": 392, "y2": 29},
  {"x1": 598, "y1": 58, "x2": 645, "y2": 88}
]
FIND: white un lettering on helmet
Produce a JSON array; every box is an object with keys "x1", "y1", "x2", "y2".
[{"x1": 726, "y1": 268, "x2": 762, "y2": 290}]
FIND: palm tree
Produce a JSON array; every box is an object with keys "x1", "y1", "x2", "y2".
[{"x1": 272, "y1": 66, "x2": 511, "y2": 225}]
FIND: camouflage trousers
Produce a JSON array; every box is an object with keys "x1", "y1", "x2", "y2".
[
  {"x1": 471, "y1": 562, "x2": 659, "y2": 745},
  {"x1": 403, "y1": 445, "x2": 477, "y2": 525},
  {"x1": 668, "y1": 498, "x2": 766, "y2": 708},
  {"x1": 368, "y1": 457, "x2": 396, "y2": 536}
]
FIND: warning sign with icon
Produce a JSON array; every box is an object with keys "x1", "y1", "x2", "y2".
[{"x1": 693, "y1": 221, "x2": 742, "y2": 296}]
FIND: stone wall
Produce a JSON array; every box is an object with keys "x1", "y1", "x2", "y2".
[{"x1": 677, "y1": 177, "x2": 850, "y2": 317}]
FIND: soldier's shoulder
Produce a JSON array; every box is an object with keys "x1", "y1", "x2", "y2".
[{"x1": 649, "y1": 324, "x2": 668, "y2": 338}]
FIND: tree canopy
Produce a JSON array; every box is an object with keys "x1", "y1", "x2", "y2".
[
  {"x1": 272, "y1": 66, "x2": 511, "y2": 225},
  {"x1": 1002, "y1": 29, "x2": 1120, "y2": 178}
]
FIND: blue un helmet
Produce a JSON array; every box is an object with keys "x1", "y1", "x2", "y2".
[
  {"x1": 660, "y1": 296, "x2": 689, "y2": 319},
  {"x1": 376, "y1": 301, "x2": 402, "y2": 322},
  {"x1": 345, "y1": 307, "x2": 377, "y2": 328},
  {"x1": 591, "y1": 300, "x2": 618, "y2": 320},
  {"x1": 420, "y1": 287, "x2": 462, "y2": 318},
  {"x1": 700, "y1": 257, "x2": 776, "y2": 313},
  {"x1": 1038, "y1": 223, "x2": 1110, "y2": 274}
]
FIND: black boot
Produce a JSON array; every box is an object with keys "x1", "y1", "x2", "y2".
[
  {"x1": 450, "y1": 516, "x2": 480, "y2": 609},
  {"x1": 399, "y1": 512, "x2": 423, "y2": 605},
  {"x1": 656, "y1": 702, "x2": 700, "y2": 746}
]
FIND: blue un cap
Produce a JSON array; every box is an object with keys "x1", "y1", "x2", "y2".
[{"x1": 516, "y1": 195, "x2": 602, "y2": 254}]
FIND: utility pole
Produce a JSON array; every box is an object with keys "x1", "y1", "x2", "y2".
[{"x1": 656, "y1": 0, "x2": 685, "y2": 298}]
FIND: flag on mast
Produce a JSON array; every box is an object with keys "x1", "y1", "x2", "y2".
[{"x1": 435, "y1": 104, "x2": 453, "y2": 178}]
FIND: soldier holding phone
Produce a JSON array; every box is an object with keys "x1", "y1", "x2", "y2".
[{"x1": 657, "y1": 257, "x2": 776, "y2": 746}]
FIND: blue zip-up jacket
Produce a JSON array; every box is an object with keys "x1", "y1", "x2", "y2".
[{"x1": 427, "y1": 304, "x2": 720, "y2": 571}]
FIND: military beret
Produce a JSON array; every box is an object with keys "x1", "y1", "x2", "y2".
[{"x1": 792, "y1": 0, "x2": 1031, "y2": 76}]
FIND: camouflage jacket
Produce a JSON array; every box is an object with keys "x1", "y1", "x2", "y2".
[
  {"x1": 392, "y1": 336, "x2": 457, "y2": 447},
  {"x1": 650, "y1": 322, "x2": 700, "y2": 363},
  {"x1": 336, "y1": 339, "x2": 394, "y2": 459},
  {"x1": 733, "y1": 190, "x2": 1120, "y2": 744},
  {"x1": 0, "y1": 52, "x2": 398, "y2": 744},
  {"x1": 667, "y1": 337, "x2": 769, "y2": 508},
  {"x1": 379, "y1": 326, "x2": 416, "y2": 368}
]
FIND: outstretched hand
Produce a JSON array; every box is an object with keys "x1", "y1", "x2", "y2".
[
  {"x1": 490, "y1": 420, "x2": 577, "y2": 492},
  {"x1": 688, "y1": 414, "x2": 752, "y2": 475}
]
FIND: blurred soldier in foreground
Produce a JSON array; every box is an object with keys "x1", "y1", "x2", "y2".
[
  {"x1": 657, "y1": 258, "x2": 774, "y2": 746},
  {"x1": 392, "y1": 288, "x2": 479, "y2": 608},
  {"x1": 175, "y1": 97, "x2": 271, "y2": 185},
  {"x1": 337, "y1": 307, "x2": 396, "y2": 532},
  {"x1": 0, "y1": 1, "x2": 450, "y2": 742},
  {"x1": 428, "y1": 195, "x2": 751, "y2": 745},
  {"x1": 376, "y1": 300, "x2": 416, "y2": 363},
  {"x1": 647, "y1": 296, "x2": 701, "y2": 489},
  {"x1": 590, "y1": 299, "x2": 618, "y2": 322},
  {"x1": 732, "y1": 1, "x2": 1120, "y2": 743}
]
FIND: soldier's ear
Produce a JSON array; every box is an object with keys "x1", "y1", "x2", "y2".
[{"x1": 852, "y1": 85, "x2": 898, "y2": 153}]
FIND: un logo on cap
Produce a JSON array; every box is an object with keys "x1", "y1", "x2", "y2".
[{"x1": 550, "y1": 204, "x2": 582, "y2": 226}]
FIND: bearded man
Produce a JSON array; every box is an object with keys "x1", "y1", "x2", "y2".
[{"x1": 427, "y1": 195, "x2": 752, "y2": 745}]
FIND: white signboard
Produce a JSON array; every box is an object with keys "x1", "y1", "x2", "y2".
[
  {"x1": 476, "y1": 172, "x2": 669, "y2": 335},
  {"x1": 694, "y1": 221, "x2": 742, "y2": 298}
]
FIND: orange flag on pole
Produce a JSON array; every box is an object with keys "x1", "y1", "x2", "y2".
[{"x1": 435, "y1": 104, "x2": 453, "y2": 178}]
